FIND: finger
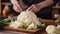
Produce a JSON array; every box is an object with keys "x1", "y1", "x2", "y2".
[
  {"x1": 30, "y1": 5, "x2": 38, "y2": 13},
  {"x1": 29, "y1": 6, "x2": 36, "y2": 12},
  {"x1": 29, "y1": 8, "x2": 34, "y2": 12},
  {"x1": 14, "y1": 3, "x2": 23, "y2": 11},
  {"x1": 15, "y1": 1, "x2": 23, "y2": 11},
  {"x1": 26, "y1": 5, "x2": 33, "y2": 11},
  {"x1": 15, "y1": 5, "x2": 22, "y2": 11},
  {"x1": 11, "y1": 0, "x2": 23, "y2": 11},
  {"x1": 13, "y1": 6, "x2": 19, "y2": 12},
  {"x1": 16, "y1": 4, "x2": 23, "y2": 11},
  {"x1": 10, "y1": 0, "x2": 17, "y2": 5},
  {"x1": 13, "y1": 5, "x2": 21, "y2": 12},
  {"x1": 27, "y1": 5, "x2": 36, "y2": 11}
]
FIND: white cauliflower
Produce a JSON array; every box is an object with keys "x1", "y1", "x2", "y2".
[
  {"x1": 46, "y1": 25, "x2": 57, "y2": 34},
  {"x1": 10, "y1": 11, "x2": 41, "y2": 29},
  {"x1": 17, "y1": 11, "x2": 41, "y2": 27}
]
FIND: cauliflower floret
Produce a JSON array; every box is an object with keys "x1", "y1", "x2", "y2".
[
  {"x1": 27, "y1": 23, "x2": 37, "y2": 30},
  {"x1": 46, "y1": 25, "x2": 57, "y2": 34},
  {"x1": 23, "y1": 18, "x2": 32, "y2": 26},
  {"x1": 19, "y1": 22, "x2": 27, "y2": 27},
  {"x1": 9, "y1": 21, "x2": 20, "y2": 28}
]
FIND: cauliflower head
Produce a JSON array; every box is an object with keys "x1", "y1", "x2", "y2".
[
  {"x1": 10, "y1": 11, "x2": 41, "y2": 29},
  {"x1": 46, "y1": 25, "x2": 57, "y2": 34},
  {"x1": 17, "y1": 11, "x2": 41, "y2": 26}
]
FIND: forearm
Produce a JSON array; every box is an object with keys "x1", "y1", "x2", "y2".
[
  {"x1": 19, "y1": 0, "x2": 28, "y2": 10},
  {"x1": 37, "y1": 0, "x2": 54, "y2": 9}
]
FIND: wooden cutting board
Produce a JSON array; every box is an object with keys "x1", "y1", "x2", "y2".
[
  {"x1": 40, "y1": 19, "x2": 56, "y2": 25},
  {"x1": 4, "y1": 20, "x2": 55, "y2": 34},
  {"x1": 4, "y1": 27, "x2": 42, "y2": 34}
]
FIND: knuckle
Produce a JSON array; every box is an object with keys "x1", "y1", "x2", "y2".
[{"x1": 32, "y1": 5, "x2": 35, "y2": 6}]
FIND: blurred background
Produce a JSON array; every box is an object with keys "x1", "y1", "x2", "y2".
[
  {"x1": 0, "y1": 0, "x2": 60, "y2": 19},
  {"x1": 0, "y1": 0, "x2": 20, "y2": 19}
]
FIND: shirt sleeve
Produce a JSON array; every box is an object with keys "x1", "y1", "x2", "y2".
[{"x1": 53, "y1": 0, "x2": 59, "y2": 4}]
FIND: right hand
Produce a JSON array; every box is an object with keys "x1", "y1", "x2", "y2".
[{"x1": 10, "y1": 0, "x2": 23, "y2": 12}]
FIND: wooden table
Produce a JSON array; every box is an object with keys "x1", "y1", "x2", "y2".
[{"x1": 0, "y1": 29, "x2": 47, "y2": 34}]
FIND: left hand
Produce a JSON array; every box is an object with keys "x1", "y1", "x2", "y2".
[
  {"x1": 26, "y1": 4, "x2": 41, "y2": 13},
  {"x1": 10, "y1": 0, "x2": 23, "y2": 12}
]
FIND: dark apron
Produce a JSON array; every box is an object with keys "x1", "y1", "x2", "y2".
[{"x1": 22, "y1": 0, "x2": 52, "y2": 19}]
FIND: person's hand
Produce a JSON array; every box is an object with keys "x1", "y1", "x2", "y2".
[
  {"x1": 26, "y1": 4, "x2": 41, "y2": 13},
  {"x1": 10, "y1": 0, "x2": 23, "y2": 12}
]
